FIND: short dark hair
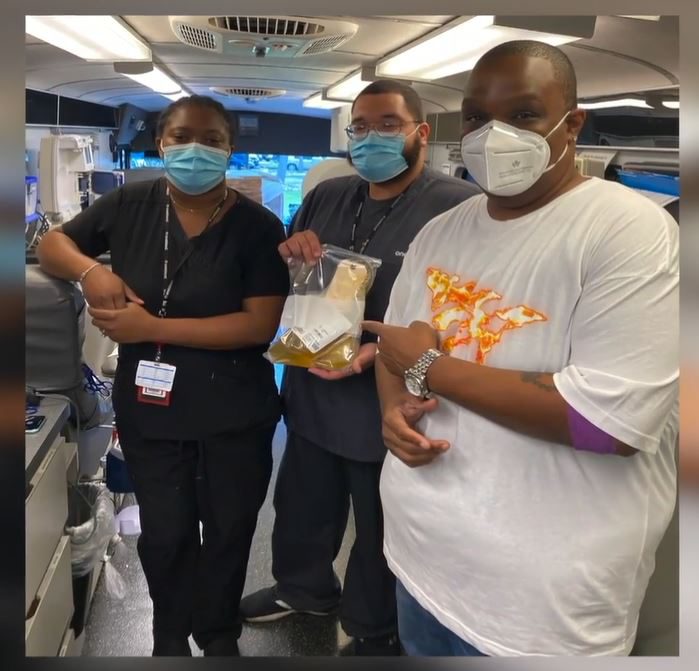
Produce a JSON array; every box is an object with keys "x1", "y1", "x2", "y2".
[
  {"x1": 156, "y1": 95, "x2": 236, "y2": 143},
  {"x1": 352, "y1": 79, "x2": 425, "y2": 122},
  {"x1": 473, "y1": 40, "x2": 577, "y2": 110}
]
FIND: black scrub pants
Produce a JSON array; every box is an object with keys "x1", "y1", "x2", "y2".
[
  {"x1": 271, "y1": 430, "x2": 397, "y2": 639},
  {"x1": 117, "y1": 419, "x2": 275, "y2": 651}
]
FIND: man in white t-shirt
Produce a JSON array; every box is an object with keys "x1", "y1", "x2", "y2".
[{"x1": 363, "y1": 40, "x2": 679, "y2": 657}]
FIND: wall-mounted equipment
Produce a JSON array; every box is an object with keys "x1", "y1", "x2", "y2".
[
  {"x1": 38, "y1": 134, "x2": 94, "y2": 223},
  {"x1": 114, "y1": 103, "x2": 149, "y2": 147}
]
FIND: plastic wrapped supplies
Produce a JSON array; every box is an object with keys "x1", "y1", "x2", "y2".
[
  {"x1": 66, "y1": 486, "x2": 117, "y2": 578},
  {"x1": 266, "y1": 245, "x2": 381, "y2": 371},
  {"x1": 65, "y1": 484, "x2": 127, "y2": 600}
]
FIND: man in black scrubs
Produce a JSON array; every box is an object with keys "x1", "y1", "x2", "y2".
[{"x1": 240, "y1": 80, "x2": 480, "y2": 655}]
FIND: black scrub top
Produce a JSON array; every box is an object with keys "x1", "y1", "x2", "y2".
[
  {"x1": 283, "y1": 168, "x2": 480, "y2": 462},
  {"x1": 62, "y1": 178, "x2": 289, "y2": 440}
]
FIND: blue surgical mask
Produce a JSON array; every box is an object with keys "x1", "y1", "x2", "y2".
[
  {"x1": 162, "y1": 142, "x2": 230, "y2": 195},
  {"x1": 349, "y1": 130, "x2": 416, "y2": 183}
]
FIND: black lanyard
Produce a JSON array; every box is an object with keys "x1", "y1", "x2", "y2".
[
  {"x1": 154, "y1": 184, "x2": 227, "y2": 361},
  {"x1": 349, "y1": 182, "x2": 414, "y2": 254}
]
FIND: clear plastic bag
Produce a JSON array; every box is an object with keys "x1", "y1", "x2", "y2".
[
  {"x1": 266, "y1": 244, "x2": 382, "y2": 371},
  {"x1": 103, "y1": 534, "x2": 128, "y2": 600},
  {"x1": 65, "y1": 486, "x2": 118, "y2": 578},
  {"x1": 104, "y1": 559, "x2": 126, "y2": 600}
]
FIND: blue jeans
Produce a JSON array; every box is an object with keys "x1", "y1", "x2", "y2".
[{"x1": 396, "y1": 580, "x2": 487, "y2": 656}]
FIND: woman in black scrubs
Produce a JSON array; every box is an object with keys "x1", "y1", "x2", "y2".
[{"x1": 37, "y1": 95, "x2": 289, "y2": 656}]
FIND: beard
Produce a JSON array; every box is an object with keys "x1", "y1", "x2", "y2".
[{"x1": 346, "y1": 136, "x2": 422, "y2": 184}]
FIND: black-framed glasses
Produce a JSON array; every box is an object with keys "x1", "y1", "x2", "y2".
[{"x1": 345, "y1": 120, "x2": 421, "y2": 140}]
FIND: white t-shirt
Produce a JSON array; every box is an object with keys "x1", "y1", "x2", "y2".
[{"x1": 381, "y1": 177, "x2": 679, "y2": 656}]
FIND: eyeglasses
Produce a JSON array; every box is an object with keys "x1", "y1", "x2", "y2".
[{"x1": 345, "y1": 120, "x2": 421, "y2": 140}]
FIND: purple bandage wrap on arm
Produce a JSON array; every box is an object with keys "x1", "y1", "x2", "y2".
[{"x1": 567, "y1": 405, "x2": 618, "y2": 454}]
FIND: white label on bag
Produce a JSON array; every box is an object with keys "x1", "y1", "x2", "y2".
[
  {"x1": 281, "y1": 295, "x2": 364, "y2": 337},
  {"x1": 292, "y1": 311, "x2": 353, "y2": 354},
  {"x1": 135, "y1": 361, "x2": 176, "y2": 392}
]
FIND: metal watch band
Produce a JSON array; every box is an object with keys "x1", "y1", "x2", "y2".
[{"x1": 406, "y1": 348, "x2": 444, "y2": 391}]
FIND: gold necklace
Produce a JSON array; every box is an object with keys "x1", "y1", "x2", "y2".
[{"x1": 170, "y1": 186, "x2": 229, "y2": 213}]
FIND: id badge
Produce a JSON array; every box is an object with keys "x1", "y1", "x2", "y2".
[{"x1": 135, "y1": 360, "x2": 176, "y2": 406}]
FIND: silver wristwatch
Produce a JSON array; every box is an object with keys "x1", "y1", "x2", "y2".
[{"x1": 404, "y1": 348, "x2": 444, "y2": 398}]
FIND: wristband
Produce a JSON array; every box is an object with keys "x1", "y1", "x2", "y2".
[
  {"x1": 567, "y1": 406, "x2": 618, "y2": 454},
  {"x1": 78, "y1": 262, "x2": 101, "y2": 284}
]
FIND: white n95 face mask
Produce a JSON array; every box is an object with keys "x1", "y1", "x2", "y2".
[{"x1": 460, "y1": 112, "x2": 571, "y2": 197}]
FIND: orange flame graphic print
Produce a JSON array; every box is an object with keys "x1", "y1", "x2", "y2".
[{"x1": 427, "y1": 268, "x2": 548, "y2": 364}]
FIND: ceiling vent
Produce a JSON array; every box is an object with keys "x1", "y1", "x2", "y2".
[
  {"x1": 209, "y1": 16, "x2": 325, "y2": 36},
  {"x1": 210, "y1": 87, "x2": 287, "y2": 101},
  {"x1": 170, "y1": 16, "x2": 358, "y2": 57}
]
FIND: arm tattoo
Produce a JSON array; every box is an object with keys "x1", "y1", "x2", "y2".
[{"x1": 521, "y1": 371, "x2": 556, "y2": 392}]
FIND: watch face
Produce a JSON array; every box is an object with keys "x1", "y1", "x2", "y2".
[{"x1": 405, "y1": 374, "x2": 424, "y2": 397}]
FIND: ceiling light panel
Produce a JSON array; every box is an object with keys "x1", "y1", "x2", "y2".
[
  {"x1": 375, "y1": 15, "x2": 584, "y2": 81},
  {"x1": 26, "y1": 15, "x2": 151, "y2": 61}
]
